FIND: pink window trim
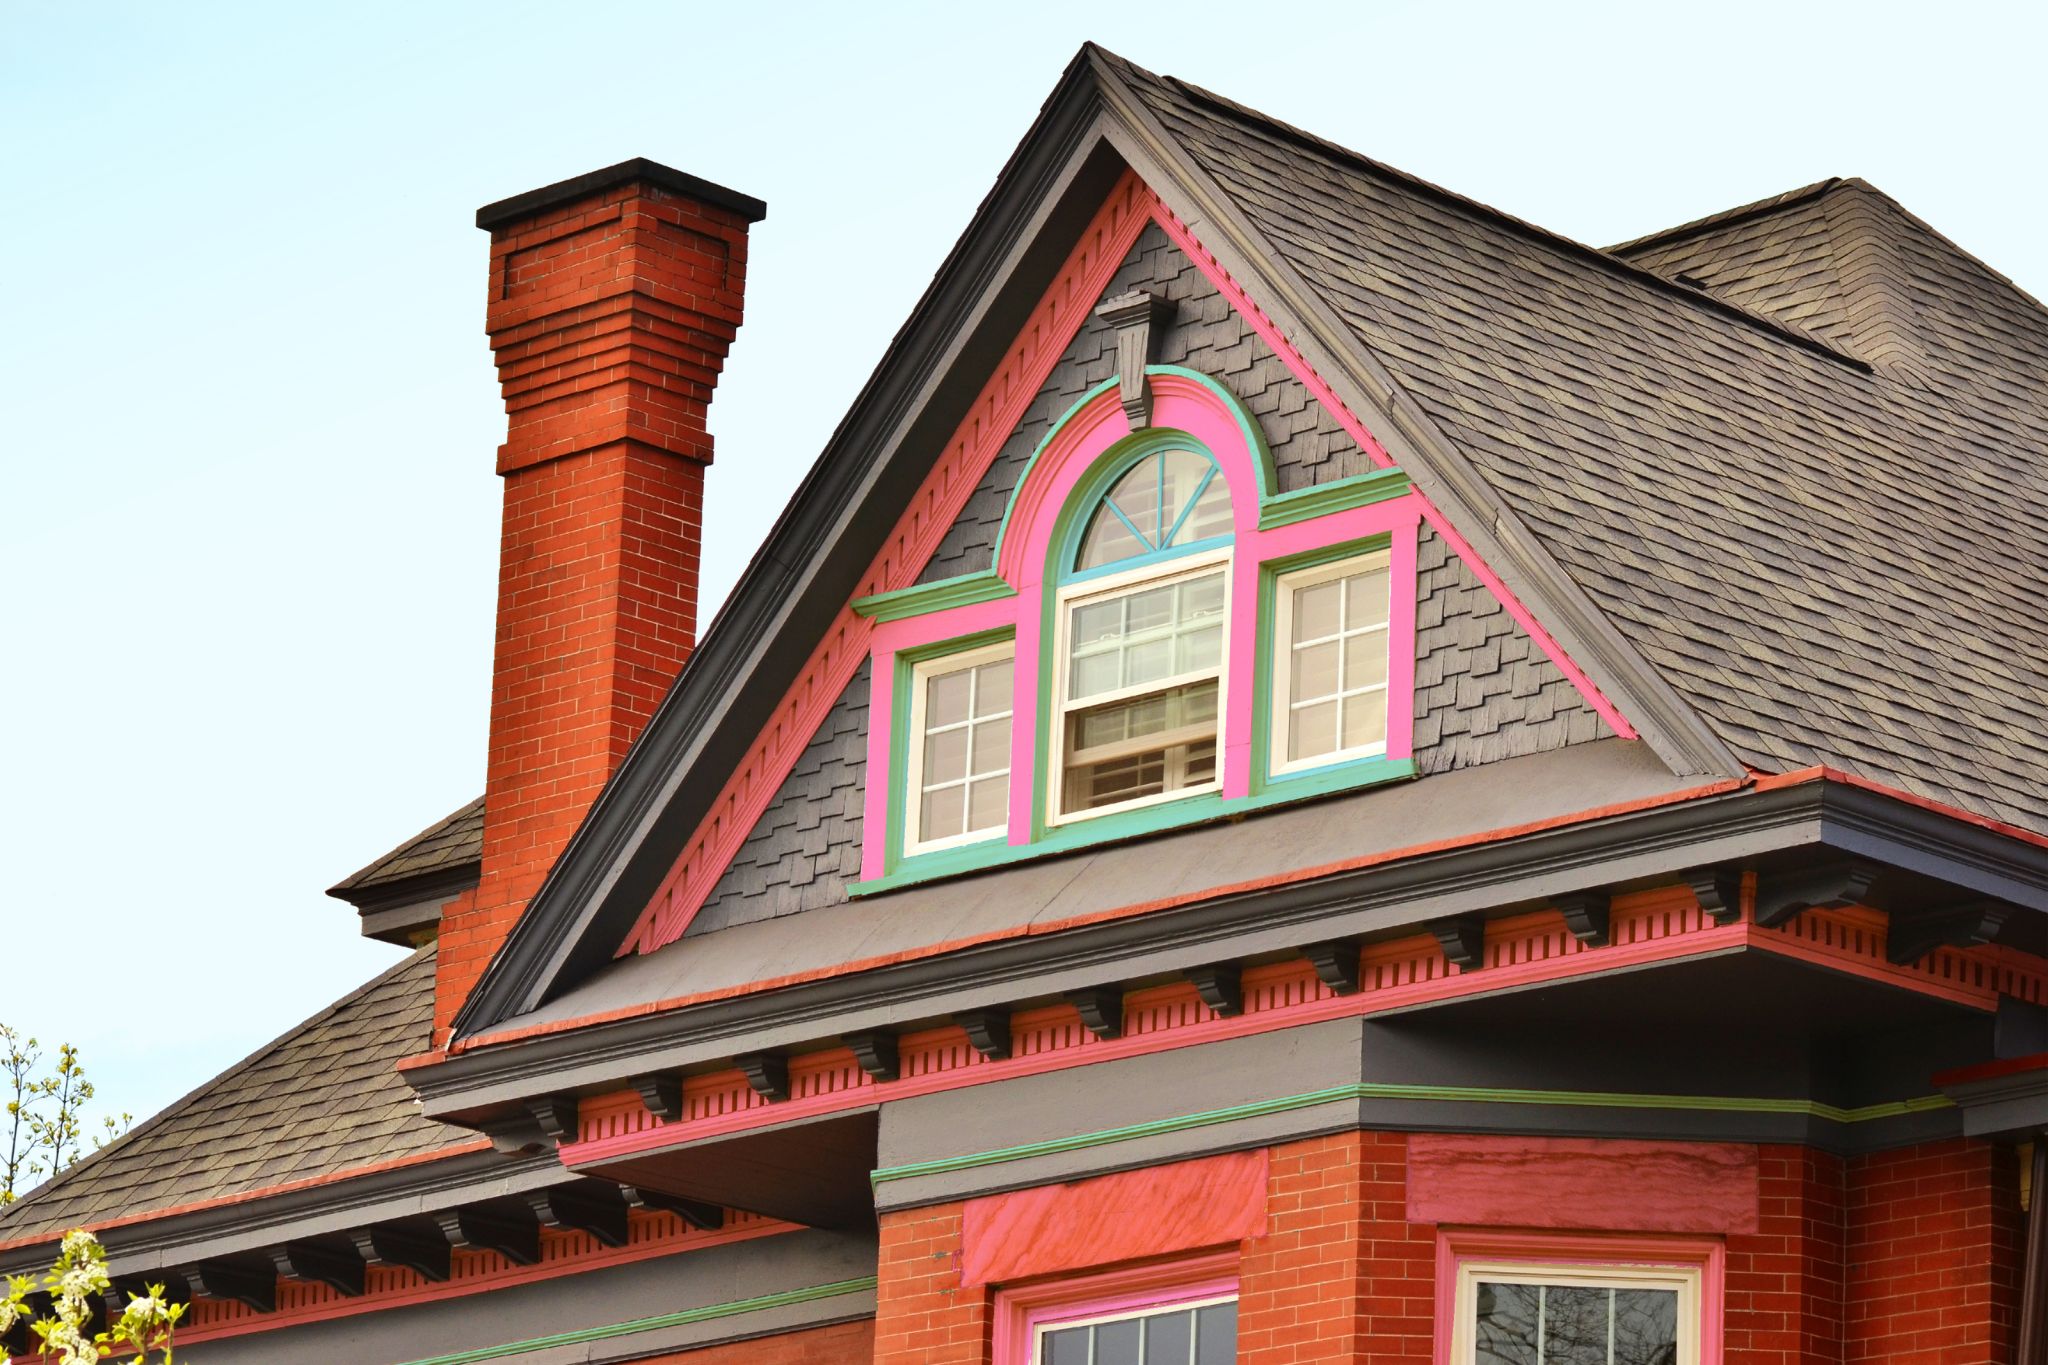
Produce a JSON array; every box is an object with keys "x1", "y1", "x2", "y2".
[
  {"x1": 861, "y1": 374, "x2": 1424, "y2": 881},
  {"x1": 992, "y1": 1249, "x2": 1241, "y2": 1365},
  {"x1": 1432, "y1": 1227, "x2": 1726, "y2": 1365}
]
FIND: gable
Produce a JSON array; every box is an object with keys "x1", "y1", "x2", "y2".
[{"x1": 639, "y1": 219, "x2": 1614, "y2": 941}]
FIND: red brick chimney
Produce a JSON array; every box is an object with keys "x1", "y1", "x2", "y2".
[{"x1": 436, "y1": 160, "x2": 766, "y2": 1039}]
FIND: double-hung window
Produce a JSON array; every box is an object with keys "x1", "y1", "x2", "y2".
[
  {"x1": 904, "y1": 643, "x2": 1014, "y2": 854},
  {"x1": 1452, "y1": 1261, "x2": 1697, "y2": 1365},
  {"x1": 1052, "y1": 446, "x2": 1233, "y2": 821},
  {"x1": 1035, "y1": 1294, "x2": 1236, "y2": 1364}
]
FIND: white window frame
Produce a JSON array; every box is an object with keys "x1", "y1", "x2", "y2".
[
  {"x1": 1449, "y1": 1259, "x2": 1702, "y2": 1365},
  {"x1": 1049, "y1": 548, "x2": 1232, "y2": 826},
  {"x1": 902, "y1": 639, "x2": 1016, "y2": 857},
  {"x1": 1270, "y1": 548, "x2": 1393, "y2": 777},
  {"x1": 1030, "y1": 1291, "x2": 1238, "y2": 1364}
]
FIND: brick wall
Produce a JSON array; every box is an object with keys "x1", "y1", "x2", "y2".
[
  {"x1": 873, "y1": 1202, "x2": 991, "y2": 1365},
  {"x1": 1726, "y1": 1144, "x2": 1844, "y2": 1365},
  {"x1": 1845, "y1": 1137, "x2": 2022, "y2": 1364},
  {"x1": 638, "y1": 1318, "x2": 875, "y2": 1362}
]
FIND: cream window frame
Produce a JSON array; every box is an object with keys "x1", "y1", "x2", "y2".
[
  {"x1": 1048, "y1": 549, "x2": 1232, "y2": 826},
  {"x1": 1449, "y1": 1259, "x2": 1702, "y2": 1365},
  {"x1": 1029, "y1": 1292, "x2": 1238, "y2": 1364},
  {"x1": 1270, "y1": 548, "x2": 1393, "y2": 777},
  {"x1": 902, "y1": 640, "x2": 1016, "y2": 857}
]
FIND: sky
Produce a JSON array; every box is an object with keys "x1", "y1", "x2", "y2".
[{"x1": 3, "y1": 0, "x2": 2045, "y2": 1143}]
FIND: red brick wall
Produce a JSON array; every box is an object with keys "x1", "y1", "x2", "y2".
[
  {"x1": 873, "y1": 1202, "x2": 991, "y2": 1365},
  {"x1": 1845, "y1": 1137, "x2": 2022, "y2": 1364},
  {"x1": 1239, "y1": 1131, "x2": 1434, "y2": 1364},
  {"x1": 433, "y1": 172, "x2": 754, "y2": 1036},
  {"x1": 636, "y1": 1318, "x2": 875, "y2": 1362},
  {"x1": 1726, "y1": 1144, "x2": 1844, "y2": 1365}
]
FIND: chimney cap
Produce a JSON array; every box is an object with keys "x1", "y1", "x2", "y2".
[{"x1": 476, "y1": 157, "x2": 766, "y2": 232}]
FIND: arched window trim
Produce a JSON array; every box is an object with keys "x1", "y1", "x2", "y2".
[{"x1": 854, "y1": 368, "x2": 1422, "y2": 894}]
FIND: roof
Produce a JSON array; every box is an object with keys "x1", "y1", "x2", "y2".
[
  {"x1": 1099, "y1": 53, "x2": 2048, "y2": 835},
  {"x1": 329, "y1": 797, "x2": 485, "y2": 900},
  {"x1": 0, "y1": 947, "x2": 470, "y2": 1241}
]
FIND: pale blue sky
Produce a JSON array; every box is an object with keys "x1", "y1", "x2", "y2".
[{"x1": 5, "y1": 1, "x2": 2045, "y2": 1138}]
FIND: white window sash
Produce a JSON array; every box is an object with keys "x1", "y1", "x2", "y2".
[
  {"x1": 902, "y1": 640, "x2": 1015, "y2": 858},
  {"x1": 1270, "y1": 548, "x2": 1393, "y2": 777},
  {"x1": 1448, "y1": 1260, "x2": 1702, "y2": 1365}
]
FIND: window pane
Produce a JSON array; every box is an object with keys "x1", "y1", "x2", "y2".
[
  {"x1": 1343, "y1": 631, "x2": 1388, "y2": 691},
  {"x1": 1072, "y1": 598, "x2": 1126, "y2": 647},
  {"x1": 1043, "y1": 1325, "x2": 1091, "y2": 1365},
  {"x1": 1344, "y1": 566, "x2": 1390, "y2": 627},
  {"x1": 1291, "y1": 699, "x2": 1338, "y2": 762},
  {"x1": 1182, "y1": 572, "x2": 1226, "y2": 620},
  {"x1": 1071, "y1": 650, "x2": 1121, "y2": 700},
  {"x1": 1341, "y1": 694, "x2": 1386, "y2": 751},
  {"x1": 1078, "y1": 501, "x2": 1146, "y2": 570},
  {"x1": 1127, "y1": 584, "x2": 1175, "y2": 632},
  {"x1": 1096, "y1": 1317, "x2": 1142, "y2": 1365},
  {"x1": 1294, "y1": 579, "x2": 1341, "y2": 641},
  {"x1": 927, "y1": 669, "x2": 972, "y2": 727},
  {"x1": 971, "y1": 717, "x2": 1011, "y2": 773},
  {"x1": 976, "y1": 659, "x2": 1013, "y2": 712},
  {"x1": 1108, "y1": 457, "x2": 1165, "y2": 542},
  {"x1": 1180, "y1": 466, "x2": 1232, "y2": 544},
  {"x1": 1612, "y1": 1289, "x2": 1679, "y2": 1365},
  {"x1": 919, "y1": 783, "x2": 964, "y2": 843},
  {"x1": 1193, "y1": 1302, "x2": 1236, "y2": 1365},
  {"x1": 1125, "y1": 637, "x2": 1176, "y2": 687},
  {"x1": 923, "y1": 726, "x2": 968, "y2": 784},
  {"x1": 1142, "y1": 1312, "x2": 1192, "y2": 1365},
  {"x1": 1541, "y1": 1285, "x2": 1610, "y2": 1365},
  {"x1": 1475, "y1": 1281, "x2": 1540, "y2": 1365},
  {"x1": 1291, "y1": 640, "x2": 1340, "y2": 703},
  {"x1": 967, "y1": 776, "x2": 1007, "y2": 832}
]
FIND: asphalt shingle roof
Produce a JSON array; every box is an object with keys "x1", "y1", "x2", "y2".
[
  {"x1": 1108, "y1": 55, "x2": 2048, "y2": 833},
  {"x1": 329, "y1": 798, "x2": 485, "y2": 897}
]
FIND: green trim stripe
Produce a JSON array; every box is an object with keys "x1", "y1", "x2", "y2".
[
  {"x1": 853, "y1": 572, "x2": 1016, "y2": 622},
  {"x1": 1256, "y1": 467, "x2": 1412, "y2": 530},
  {"x1": 869, "y1": 1083, "x2": 1955, "y2": 1184},
  {"x1": 396, "y1": 1277, "x2": 878, "y2": 1365}
]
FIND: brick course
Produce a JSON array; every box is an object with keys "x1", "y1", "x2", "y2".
[{"x1": 1726, "y1": 1144, "x2": 1844, "y2": 1365}]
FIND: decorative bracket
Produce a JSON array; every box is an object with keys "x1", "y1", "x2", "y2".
[
  {"x1": 1886, "y1": 900, "x2": 2012, "y2": 966},
  {"x1": 1300, "y1": 941, "x2": 1363, "y2": 996},
  {"x1": 1187, "y1": 963, "x2": 1245, "y2": 1018},
  {"x1": 526, "y1": 1185, "x2": 629, "y2": 1248},
  {"x1": 436, "y1": 1206, "x2": 540, "y2": 1267},
  {"x1": 842, "y1": 1029, "x2": 901, "y2": 1082},
  {"x1": 526, "y1": 1093, "x2": 579, "y2": 1144},
  {"x1": 1685, "y1": 867, "x2": 1745, "y2": 925},
  {"x1": 351, "y1": 1224, "x2": 450, "y2": 1283},
  {"x1": 633, "y1": 1074, "x2": 685, "y2": 1122},
  {"x1": 735, "y1": 1053, "x2": 791, "y2": 1102},
  {"x1": 479, "y1": 1111, "x2": 550, "y2": 1155},
  {"x1": 1556, "y1": 891, "x2": 1612, "y2": 947},
  {"x1": 1094, "y1": 290, "x2": 1176, "y2": 428},
  {"x1": 270, "y1": 1240, "x2": 364, "y2": 1296},
  {"x1": 1068, "y1": 986, "x2": 1125, "y2": 1039},
  {"x1": 1754, "y1": 859, "x2": 1882, "y2": 928},
  {"x1": 1432, "y1": 916, "x2": 1488, "y2": 970},
  {"x1": 187, "y1": 1260, "x2": 275, "y2": 1314},
  {"x1": 956, "y1": 1008, "x2": 1012, "y2": 1061},
  {"x1": 622, "y1": 1185, "x2": 723, "y2": 1231}
]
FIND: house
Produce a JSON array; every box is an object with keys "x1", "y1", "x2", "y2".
[{"x1": 7, "y1": 40, "x2": 2048, "y2": 1364}]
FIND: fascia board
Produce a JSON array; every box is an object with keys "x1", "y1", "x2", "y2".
[{"x1": 1083, "y1": 60, "x2": 1746, "y2": 785}]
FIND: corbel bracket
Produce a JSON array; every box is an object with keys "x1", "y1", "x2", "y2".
[
  {"x1": 735, "y1": 1052, "x2": 791, "y2": 1102},
  {"x1": 1300, "y1": 941, "x2": 1363, "y2": 996},
  {"x1": 1556, "y1": 891, "x2": 1612, "y2": 947},
  {"x1": 270, "y1": 1240, "x2": 365, "y2": 1297},
  {"x1": 435, "y1": 1206, "x2": 540, "y2": 1267},
  {"x1": 1432, "y1": 915, "x2": 1488, "y2": 970},
  {"x1": 1188, "y1": 962, "x2": 1245, "y2": 1017},
  {"x1": 842, "y1": 1029, "x2": 901, "y2": 1082},
  {"x1": 526, "y1": 1185, "x2": 629, "y2": 1248},
  {"x1": 1068, "y1": 986, "x2": 1125, "y2": 1040},
  {"x1": 956, "y1": 1008, "x2": 1012, "y2": 1061},
  {"x1": 1754, "y1": 859, "x2": 1882, "y2": 928},
  {"x1": 622, "y1": 1185, "x2": 723, "y2": 1231},
  {"x1": 351, "y1": 1224, "x2": 450, "y2": 1283},
  {"x1": 1886, "y1": 900, "x2": 2012, "y2": 966},
  {"x1": 633, "y1": 1074, "x2": 685, "y2": 1122},
  {"x1": 1094, "y1": 290, "x2": 1176, "y2": 428},
  {"x1": 1685, "y1": 867, "x2": 1745, "y2": 925}
]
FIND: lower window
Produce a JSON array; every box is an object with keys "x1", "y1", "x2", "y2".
[
  {"x1": 1036, "y1": 1295, "x2": 1236, "y2": 1365},
  {"x1": 1452, "y1": 1260, "x2": 1701, "y2": 1365}
]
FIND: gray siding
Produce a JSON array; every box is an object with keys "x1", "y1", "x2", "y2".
[
  {"x1": 918, "y1": 223, "x2": 1370, "y2": 584},
  {"x1": 1413, "y1": 527, "x2": 1610, "y2": 773},
  {"x1": 687, "y1": 663, "x2": 868, "y2": 936}
]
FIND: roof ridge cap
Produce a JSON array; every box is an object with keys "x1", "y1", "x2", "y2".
[{"x1": 0, "y1": 947, "x2": 438, "y2": 1240}]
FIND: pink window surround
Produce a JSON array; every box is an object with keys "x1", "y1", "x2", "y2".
[
  {"x1": 993, "y1": 1249, "x2": 1241, "y2": 1365},
  {"x1": 1433, "y1": 1228, "x2": 1726, "y2": 1365},
  {"x1": 960, "y1": 1149, "x2": 1268, "y2": 1287},
  {"x1": 861, "y1": 371, "x2": 1424, "y2": 881}
]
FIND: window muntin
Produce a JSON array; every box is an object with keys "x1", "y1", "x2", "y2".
[
  {"x1": 1035, "y1": 1294, "x2": 1237, "y2": 1365},
  {"x1": 1453, "y1": 1262, "x2": 1698, "y2": 1365},
  {"x1": 1272, "y1": 549, "x2": 1391, "y2": 774},
  {"x1": 1075, "y1": 448, "x2": 1231, "y2": 573},
  {"x1": 904, "y1": 643, "x2": 1014, "y2": 854},
  {"x1": 1053, "y1": 554, "x2": 1229, "y2": 821}
]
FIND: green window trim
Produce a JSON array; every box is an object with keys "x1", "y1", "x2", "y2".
[
  {"x1": 1250, "y1": 532, "x2": 1397, "y2": 791},
  {"x1": 882, "y1": 627, "x2": 1017, "y2": 883}
]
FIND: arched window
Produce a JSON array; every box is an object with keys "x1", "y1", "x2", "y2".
[{"x1": 1053, "y1": 442, "x2": 1233, "y2": 820}]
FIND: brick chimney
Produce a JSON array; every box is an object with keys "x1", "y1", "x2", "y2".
[{"x1": 436, "y1": 160, "x2": 766, "y2": 1039}]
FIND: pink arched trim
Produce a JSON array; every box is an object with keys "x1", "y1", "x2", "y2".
[
  {"x1": 1149, "y1": 202, "x2": 1637, "y2": 740},
  {"x1": 862, "y1": 376, "x2": 1422, "y2": 881}
]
